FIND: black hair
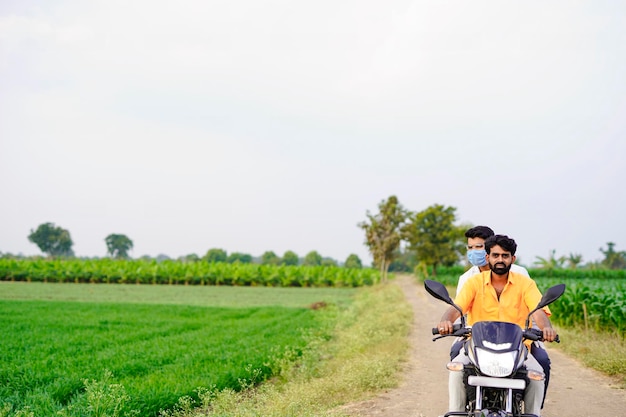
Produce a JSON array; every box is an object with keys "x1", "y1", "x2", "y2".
[
  {"x1": 485, "y1": 234, "x2": 517, "y2": 255},
  {"x1": 465, "y1": 226, "x2": 495, "y2": 240}
]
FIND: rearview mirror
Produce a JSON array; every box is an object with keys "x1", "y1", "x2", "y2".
[
  {"x1": 525, "y1": 284, "x2": 566, "y2": 329},
  {"x1": 424, "y1": 279, "x2": 453, "y2": 304},
  {"x1": 424, "y1": 280, "x2": 464, "y2": 326}
]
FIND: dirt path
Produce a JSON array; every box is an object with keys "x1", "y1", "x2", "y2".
[{"x1": 339, "y1": 275, "x2": 626, "y2": 417}]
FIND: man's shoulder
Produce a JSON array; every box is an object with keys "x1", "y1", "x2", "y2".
[
  {"x1": 465, "y1": 269, "x2": 489, "y2": 284},
  {"x1": 459, "y1": 266, "x2": 480, "y2": 280},
  {"x1": 509, "y1": 270, "x2": 537, "y2": 287},
  {"x1": 511, "y1": 264, "x2": 529, "y2": 276}
]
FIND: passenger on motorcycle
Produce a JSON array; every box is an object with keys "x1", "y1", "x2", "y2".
[{"x1": 437, "y1": 235, "x2": 558, "y2": 417}]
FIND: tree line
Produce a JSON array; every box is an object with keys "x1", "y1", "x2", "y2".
[
  {"x1": 8, "y1": 207, "x2": 626, "y2": 276},
  {"x1": 358, "y1": 195, "x2": 626, "y2": 281},
  {"x1": 12, "y1": 222, "x2": 363, "y2": 268}
]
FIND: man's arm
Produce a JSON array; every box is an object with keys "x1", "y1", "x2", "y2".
[
  {"x1": 437, "y1": 306, "x2": 462, "y2": 334},
  {"x1": 530, "y1": 309, "x2": 558, "y2": 342}
]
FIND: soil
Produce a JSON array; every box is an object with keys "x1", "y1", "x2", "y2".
[{"x1": 338, "y1": 275, "x2": 626, "y2": 417}]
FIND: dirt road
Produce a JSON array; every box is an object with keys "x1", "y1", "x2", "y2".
[{"x1": 340, "y1": 275, "x2": 626, "y2": 417}]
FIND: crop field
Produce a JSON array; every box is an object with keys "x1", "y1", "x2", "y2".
[
  {"x1": 0, "y1": 282, "x2": 357, "y2": 417},
  {"x1": 0, "y1": 259, "x2": 379, "y2": 287},
  {"x1": 536, "y1": 277, "x2": 626, "y2": 332}
]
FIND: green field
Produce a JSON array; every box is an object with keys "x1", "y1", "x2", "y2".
[{"x1": 0, "y1": 282, "x2": 357, "y2": 417}]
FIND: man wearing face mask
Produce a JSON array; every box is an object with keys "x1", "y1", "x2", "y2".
[{"x1": 450, "y1": 226, "x2": 551, "y2": 410}]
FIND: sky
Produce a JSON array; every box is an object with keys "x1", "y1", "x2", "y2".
[{"x1": 1, "y1": 0, "x2": 625, "y2": 267}]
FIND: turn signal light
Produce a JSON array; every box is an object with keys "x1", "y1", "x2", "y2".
[
  {"x1": 527, "y1": 370, "x2": 545, "y2": 381},
  {"x1": 446, "y1": 362, "x2": 464, "y2": 372}
]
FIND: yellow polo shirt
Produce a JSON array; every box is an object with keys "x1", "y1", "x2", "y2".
[{"x1": 454, "y1": 270, "x2": 550, "y2": 330}]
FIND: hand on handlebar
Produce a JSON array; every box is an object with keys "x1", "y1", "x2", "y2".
[
  {"x1": 524, "y1": 328, "x2": 560, "y2": 343},
  {"x1": 542, "y1": 327, "x2": 558, "y2": 342},
  {"x1": 436, "y1": 320, "x2": 454, "y2": 335}
]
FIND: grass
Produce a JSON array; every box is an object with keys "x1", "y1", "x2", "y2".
[
  {"x1": 159, "y1": 280, "x2": 414, "y2": 417},
  {"x1": 550, "y1": 325, "x2": 626, "y2": 387},
  {"x1": 0, "y1": 283, "x2": 357, "y2": 417},
  {"x1": 0, "y1": 281, "x2": 356, "y2": 308}
]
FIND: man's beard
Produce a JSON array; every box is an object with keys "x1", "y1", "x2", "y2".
[{"x1": 490, "y1": 262, "x2": 511, "y2": 275}]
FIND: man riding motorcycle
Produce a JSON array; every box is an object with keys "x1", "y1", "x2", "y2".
[
  {"x1": 454, "y1": 226, "x2": 552, "y2": 409},
  {"x1": 436, "y1": 235, "x2": 557, "y2": 416}
]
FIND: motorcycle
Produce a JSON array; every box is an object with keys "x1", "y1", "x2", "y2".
[{"x1": 424, "y1": 279, "x2": 565, "y2": 417}]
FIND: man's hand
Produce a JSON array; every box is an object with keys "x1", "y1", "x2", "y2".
[
  {"x1": 437, "y1": 306, "x2": 462, "y2": 334},
  {"x1": 437, "y1": 320, "x2": 454, "y2": 334},
  {"x1": 542, "y1": 326, "x2": 558, "y2": 342},
  {"x1": 532, "y1": 309, "x2": 557, "y2": 342}
]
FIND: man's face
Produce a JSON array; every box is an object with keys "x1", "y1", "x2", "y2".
[
  {"x1": 467, "y1": 237, "x2": 486, "y2": 252},
  {"x1": 487, "y1": 244, "x2": 516, "y2": 275}
]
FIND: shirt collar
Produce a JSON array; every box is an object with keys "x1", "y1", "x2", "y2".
[{"x1": 482, "y1": 270, "x2": 517, "y2": 285}]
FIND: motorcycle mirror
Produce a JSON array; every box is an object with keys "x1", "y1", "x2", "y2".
[
  {"x1": 525, "y1": 283, "x2": 566, "y2": 328},
  {"x1": 424, "y1": 280, "x2": 465, "y2": 325},
  {"x1": 424, "y1": 280, "x2": 454, "y2": 304}
]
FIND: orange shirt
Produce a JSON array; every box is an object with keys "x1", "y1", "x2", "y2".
[{"x1": 454, "y1": 270, "x2": 550, "y2": 330}]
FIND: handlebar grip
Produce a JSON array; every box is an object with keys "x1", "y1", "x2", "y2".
[
  {"x1": 524, "y1": 328, "x2": 560, "y2": 343},
  {"x1": 524, "y1": 328, "x2": 542, "y2": 341},
  {"x1": 432, "y1": 324, "x2": 465, "y2": 335}
]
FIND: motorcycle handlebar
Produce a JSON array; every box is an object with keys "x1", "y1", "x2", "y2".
[
  {"x1": 431, "y1": 326, "x2": 560, "y2": 343},
  {"x1": 523, "y1": 328, "x2": 560, "y2": 343},
  {"x1": 432, "y1": 323, "x2": 466, "y2": 335}
]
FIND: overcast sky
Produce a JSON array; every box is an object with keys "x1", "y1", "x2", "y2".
[{"x1": 1, "y1": 1, "x2": 625, "y2": 267}]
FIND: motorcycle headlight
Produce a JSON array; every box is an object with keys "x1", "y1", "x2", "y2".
[{"x1": 475, "y1": 348, "x2": 517, "y2": 377}]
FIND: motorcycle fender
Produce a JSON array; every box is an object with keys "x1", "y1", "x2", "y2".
[{"x1": 468, "y1": 375, "x2": 526, "y2": 390}]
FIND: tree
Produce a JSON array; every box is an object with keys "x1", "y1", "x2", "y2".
[
  {"x1": 28, "y1": 222, "x2": 74, "y2": 257},
  {"x1": 388, "y1": 246, "x2": 419, "y2": 272},
  {"x1": 533, "y1": 249, "x2": 566, "y2": 270},
  {"x1": 344, "y1": 254, "x2": 362, "y2": 269},
  {"x1": 321, "y1": 258, "x2": 338, "y2": 267},
  {"x1": 204, "y1": 248, "x2": 227, "y2": 263},
  {"x1": 303, "y1": 250, "x2": 323, "y2": 266},
  {"x1": 227, "y1": 252, "x2": 253, "y2": 264},
  {"x1": 599, "y1": 242, "x2": 626, "y2": 269},
  {"x1": 358, "y1": 195, "x2": 407, "y2": 281},
  {"x1": 179, "y1": 253, "x2": 200, "y2": 263},
  {"x1": 402, "y1": 204, "x2": 465, "y2": 275},
  {"x1": 281, "y1": 250, "x2": 299, "y2": 266},
  {"x1": 566, "y1": 253, "x2": 583, "y2": 269},
  {"x1": 261, "y1": 251, "x2": 280, "y2": 265},
  {"x1": 105, "y1": 233, "x2": 134, "y2": 259}
]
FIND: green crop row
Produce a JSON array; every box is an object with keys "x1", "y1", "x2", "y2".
[
  {"x1": 0, "y1": 290, "x2": 339, "y2": 417},
  {"x1": 433, "y1": 265, "x2": 626, "y2": 280},
  {"x1": 0, "y1": 258, "x2": 379, "y2": 287},
  {"x1": 537, "y1": 278, "x2": 626, "y2": 332}
]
